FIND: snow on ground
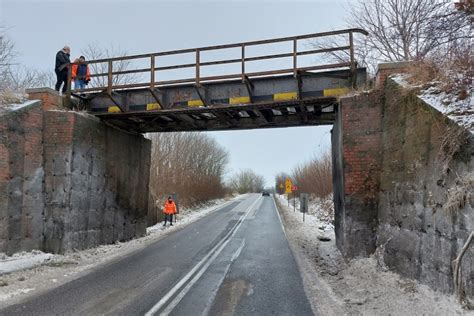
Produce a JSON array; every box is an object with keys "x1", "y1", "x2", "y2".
[
  {"x1": 0, "y1": 99, "x2": 37, "y2": 115},
  {"x1": 391, "y1": 73, "x2": 474, "y2": 134},
  {"x1": 275, "y1": 195, "x2": 467, "y2": 316},
  {"x1": 0, "y1": 195, "x2": 240, "y2": 309},
  {"x1": 0, "y1": 251, "x2": 53, "y2": 276}
]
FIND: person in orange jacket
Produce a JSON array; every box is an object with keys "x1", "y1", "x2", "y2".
[
  {"x1": 71, "y1": 55, "x2": 91, "y2": 90},
  {"x1": 163, "y1": 196, "x2": 177, "y2": 227}
]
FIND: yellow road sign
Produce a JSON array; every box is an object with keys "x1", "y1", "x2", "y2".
[{"x1": 285, "y1": 178, "x2": 293, "y2": 194}]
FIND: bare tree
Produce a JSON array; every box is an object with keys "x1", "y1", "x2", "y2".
[
  {"x1": 81, "y1": 43, "x2": 139, "y2": 88},
  {"x1": 149, "y1": 132, "x2": 229, "y2": 213},
  {"x1": 291, "y1": 149, "x2": 332, "y2": 198},
  {"x1": 315, "y1": 0, "x2": 472, "y2": 73},
  {"x1": 229, "y1": 169, "x2": 265, "y2": 194},
  {"x1": 0, "y1": 26, "x2": 16, "y2": 92},
  {"x1": 274, "y1": 172, "x2": 291, "y2": 195}
]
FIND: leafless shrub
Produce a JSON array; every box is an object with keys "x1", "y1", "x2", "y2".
[
  {"x1": 149, "y1": 132, "x2": 229, "y2": 209},
  {"x1": 437, "y1": 126, "x2": 470, "y2": 175},
  {"x1": 291, "y1": 149, "x2": 332, "y2": 198},
  {"x1": 444, "y1": 172, "x2": 474, "y2": 215},
  {"x1": 229, "y1": 169, "x2": 265, "y2": 194}
]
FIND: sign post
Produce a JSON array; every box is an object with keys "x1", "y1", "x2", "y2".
[
  {"x1": 171, "y1": 193, "x2": 179, "y2": 223},
  {"x1": 285, "y1": 178, "x2": 293, "y2": 206},
  {"x1": 300, "y1": 193, "x2": 308, "y2": 222}
]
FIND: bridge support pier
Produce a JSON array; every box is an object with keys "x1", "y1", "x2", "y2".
[
  {"x1": 332, "y1": 92, "x2": 383, "y2": 258},
  {"x1": 0, "y1": 88, "x2": 151, "y2": 254}
]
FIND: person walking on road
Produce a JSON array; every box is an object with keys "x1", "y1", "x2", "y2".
[
  {"x1": 163, "y1": 196, "x2": 177, "y2": 227},
  {"x1": 55, "y1": 46, "x2": 71, "y2": 94},
  {"x1": 71, "y1": 55, "x2": 91, "y2": 90}
]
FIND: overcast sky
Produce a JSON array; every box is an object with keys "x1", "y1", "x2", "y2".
[{"x1": 1, "y1": 0, "x2": 353, "y2": 186}]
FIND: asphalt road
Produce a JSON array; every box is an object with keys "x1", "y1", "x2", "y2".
[{"x1": 1, "y1": 194, "x2": 314, "y2": 316}]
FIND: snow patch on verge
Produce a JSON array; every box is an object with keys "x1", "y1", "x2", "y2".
[
  {"x1": 0, "y1": 251, "x2": 54, "y2": 275},
  {"x1": 0, "y1": 195, "x2": 240, "y2": 307},
  {"x1": 275, "y1": 195, "x2": 465, "y2": 315}
]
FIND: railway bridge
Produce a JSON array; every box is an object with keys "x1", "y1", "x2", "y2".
[{"x1": 66, "y1": 28, "x2": 368, "y2": 132}]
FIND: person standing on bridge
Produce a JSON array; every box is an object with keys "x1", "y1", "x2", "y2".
[
  {"x1": 54, "y1": 46, "x2": 71, "y2": 94},
  {"x1": 163, "y1": 196, "x2": 177, "y2": 227},
  {"x1": 71, "y1": 56, "x2": 91, "y2": 90}
]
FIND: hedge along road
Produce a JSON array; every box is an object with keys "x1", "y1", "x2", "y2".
[{"x1": 1, "y1": 194, "x2": 314, "y2": 316}]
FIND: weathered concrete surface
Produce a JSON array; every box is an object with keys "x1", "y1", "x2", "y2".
[
  {"x1": 377, "y1": 78, "x2": 473, "y2": 299},
  {"x1": 333, "y1": 77, "x2": 473, "y2": 299},
  {"x1": 42, "y1": 111, "x2": 151, "y2": 253},
  {"x1": 0, "y1": 89, "x2": 151, "y2": 254},
  {"x1": 0, "y1": 101, "x2": 45, "y2": 254}
]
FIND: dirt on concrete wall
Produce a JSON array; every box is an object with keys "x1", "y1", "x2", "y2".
[{"x1": 0, "y1": 90, "x2": 151, "y2": 255}]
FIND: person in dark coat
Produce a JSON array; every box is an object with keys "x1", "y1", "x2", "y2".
[
  {"x1": 54, "y1": 46, "x2": 71, "y2": 94},
  {"x1": 71, "y1": 56, "x2": 91, "y2": 90}
]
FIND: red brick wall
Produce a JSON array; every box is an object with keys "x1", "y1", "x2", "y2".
[
  {"x1": 375, "y1": 62, "x2": 411, "y2": 88},
  {"x1": 26, "y1": 88, "x2": 63, "y2": 111},
  {"x1": 341, "y1": 93, "x2": 383, "y2": 199},
  {"x1": 333, "y1": 92, "x2": 383, "y2": 258}
]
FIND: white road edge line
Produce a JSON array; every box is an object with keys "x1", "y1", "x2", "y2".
[
  {"x1": 145, "y1": 195, "x2": 262, "y2": 316},
  {"x1": 272, "y1": 195, "x2": 288, "y2": 239}
]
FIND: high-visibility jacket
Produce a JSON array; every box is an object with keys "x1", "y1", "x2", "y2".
[
  {"x1": 71, "y1": 63, "x2": 91, "y2": 81},
  {"x1": 163, "y1": 200, "x2": 177, "y2": 215}
]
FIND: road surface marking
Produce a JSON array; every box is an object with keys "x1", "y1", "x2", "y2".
[
  {"x1": 272, "y1": 195, "x2": 288, "y2": 239},
  {"x1": 145, "y1": 195, "x2": 262, "y2": 316}
]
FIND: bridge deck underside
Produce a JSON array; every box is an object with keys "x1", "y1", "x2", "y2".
[
  {"x1": 94, "y1": 97, "x2": 337, "y2": 133},
  {"x1": 84, "y1": 68, "x2": 365, "y2": 133}
]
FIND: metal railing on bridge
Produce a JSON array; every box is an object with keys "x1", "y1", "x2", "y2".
[{"x1": 66, "y1": 28, "x2": 368, "y2": 101}]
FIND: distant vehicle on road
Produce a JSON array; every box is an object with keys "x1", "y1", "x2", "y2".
[{"x1": 262, "y1": 191, "x2": 270, "y2": 196}]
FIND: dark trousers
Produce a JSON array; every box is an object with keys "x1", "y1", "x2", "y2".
[
  {"x1": 163, "y1": 214, "x2": 173, "y2": 225},
  {"x1": 55, "y1": 69, "x2": 68, "y2": 93}
]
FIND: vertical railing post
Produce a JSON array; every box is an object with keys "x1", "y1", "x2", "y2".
[
  {"x1": 349, "y1": 31, "x2": 356, "y2": 88},
  {"x1": 241, "y1": 43, "x2": 245, "y2": 82},
  {"x1": 293, "y1": 39, "x2": 297, "y2": 78},
  {"x1": 150, "y1": 55, "x2": 155, "y2": 89},
  {"x1": 65, "y1": 63, "x2": 72, "y2": 107},
  {"x1": 107, "y1": 60, "x2": 113, "y2": 94},
  {"x1": 195, "y1": 49, "x2": 200, "y2": 84}
]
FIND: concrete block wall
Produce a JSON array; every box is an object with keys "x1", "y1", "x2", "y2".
[
  {"x1": 377, "y1": 79, "x2": 473, "y2": 298},
  {"x1": 42, "y1": 111, "x2": 151, "y2": 253},
  {"x1": 332, "y1": 92, "x2": 383, "y2": 258},
  {"x1": 0, "y1": 89, "x2": 151, "y2": 255},
  {"x1": 0, "y1": 102, "x2": 45, "y2": 254}
]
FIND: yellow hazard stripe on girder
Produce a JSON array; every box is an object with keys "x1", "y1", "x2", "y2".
[
  {"x1": 108, "y1": 106, "x2": 121, "y2": 113},
  {"x1": 323, "y1": 87, "x2": 350, "y2": 97},
  {"x1": 188, "y1": 100, "x2": 204, "y2": 107},
  {"x1": 273, "y1": 92, "x2": 297, "y2": 101},
  {"x1": 147, "y1": 103, "x2": 161, "y2": 111},
  {"x1": 229, "y1": 96, "x2": 251, "y2": 105}
]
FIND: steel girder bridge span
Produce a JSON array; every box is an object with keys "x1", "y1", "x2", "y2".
[{"x1": 66, "y1": 28, "x2": 368, "y2": 133}]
